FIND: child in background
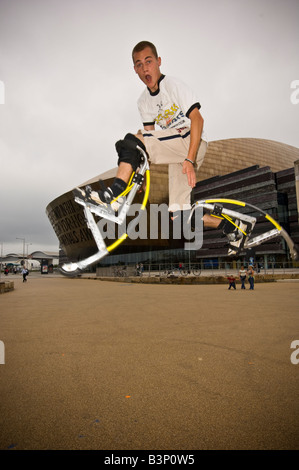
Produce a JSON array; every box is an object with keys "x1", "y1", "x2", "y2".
[{"x1": 227, "y1": 274, "x2": 237, "y2": 290}]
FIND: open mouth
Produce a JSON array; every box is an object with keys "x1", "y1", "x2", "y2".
[{"x1": 145, "y1": 74, "x2": 151, "y2": 83}]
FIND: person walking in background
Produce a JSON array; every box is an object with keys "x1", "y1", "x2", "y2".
[
  {"x1": 239, "y1": 265, "x2": 247, "y2": 289},
  {"x1": 247, "y1": 265, "x2": 255, "y2": 290},
  {"x1": 22, "y1": 267, "x2": 29, "y2": 282}
]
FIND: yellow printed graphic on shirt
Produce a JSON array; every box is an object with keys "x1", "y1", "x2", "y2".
[{"x1": 155, "y1": 103, "x2": 182, "y2": 128}]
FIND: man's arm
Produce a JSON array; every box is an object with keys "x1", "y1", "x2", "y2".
[{"x1": 182, "y1": 107, "x2": 204, "y2": 188}]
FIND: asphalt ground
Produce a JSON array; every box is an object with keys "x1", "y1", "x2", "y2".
[{"x1": 0, "y1": 274, "x2": 298, "y2": 451}]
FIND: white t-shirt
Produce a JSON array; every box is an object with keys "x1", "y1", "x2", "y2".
[{"x1": 137, "y1": 75, "x2": 207, "y2": 141}]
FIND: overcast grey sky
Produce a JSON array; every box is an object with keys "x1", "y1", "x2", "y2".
[{"x1": 0, "y1": 0, "x2": 298, "y2": 255}]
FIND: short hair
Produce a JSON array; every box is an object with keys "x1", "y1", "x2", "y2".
[{"x1": 132, "y1": 41, "x2": 158, "y2": 63}]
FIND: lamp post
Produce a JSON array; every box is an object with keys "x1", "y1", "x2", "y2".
[
  {"x1": 26, "y1": 243, "x2": 32, "y2": 257},
  {"x1": 26, "y1": 243, "x2": 32, "y2": 270},
  {"x1": 16, "y1": 237, "x2": 25, "y2": 266}
]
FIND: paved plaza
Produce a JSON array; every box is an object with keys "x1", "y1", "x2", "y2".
[{"x1": 0, "y1": 273, "x2": 298, "y2": 450}]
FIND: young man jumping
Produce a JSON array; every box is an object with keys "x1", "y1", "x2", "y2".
[{"x1": 75, "y1": 41, "x2": 253, "y2": 255}]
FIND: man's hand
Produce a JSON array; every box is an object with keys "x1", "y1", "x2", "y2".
[
  {"x1": 183, "y1": 107, "x2": 203, "y2": 188},
  {"x1": 182, "y1": 159, "x2": 196, "y2": 188}
]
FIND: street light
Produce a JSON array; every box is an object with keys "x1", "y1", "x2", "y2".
[
  {"x1": 16, "y1": 237, "x2": 25, "y2": 265},
  {"x1": 26, "y1": 243, "x2": 32, "y2": 269},
  {"x1": 26, "y1": 243, "x2": 32, "y2": 257}
]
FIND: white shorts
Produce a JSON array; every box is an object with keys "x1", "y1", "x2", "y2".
[{"x1": 139, "y1": 127, "x2": 207, "y2": 210}]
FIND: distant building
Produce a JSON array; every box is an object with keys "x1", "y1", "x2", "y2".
[
  {"x1": 46, "y1": 138, "x2": 299, "y2": 268},
  {"x1": 0, "y1": 251, "x2": 59, "y2": 271},
  {"x1": 193, "y1": 165, "x2": 299, "y2": 268}
]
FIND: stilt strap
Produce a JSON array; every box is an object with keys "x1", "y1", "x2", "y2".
[{"x1": 211, "y1": 203, "x2": 223, "y2": 217}]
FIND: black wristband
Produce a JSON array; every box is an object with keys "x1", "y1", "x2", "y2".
[{"x1": 185, "y1": 158, "x2": 195, "y2": 166}]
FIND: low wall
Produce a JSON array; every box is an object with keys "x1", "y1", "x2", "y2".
[
  {"x1": 83, "y1": 272, "x2": 299, "y2": 285},
  {"x1": 0, "y1": 281, "x2": 14, "y2": 294}
]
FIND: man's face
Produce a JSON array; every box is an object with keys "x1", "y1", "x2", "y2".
[{"x1": 133, "y1": 46, "x2": 162, "y2": 93}]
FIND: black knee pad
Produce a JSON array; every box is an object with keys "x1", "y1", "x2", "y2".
[{"x1": 115, "y1": 133, "x2": 146, "y2": 172}]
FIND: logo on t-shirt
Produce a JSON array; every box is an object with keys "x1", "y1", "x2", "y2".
[{"x1": 155, "y1": 102, "x2": 181, "y2": 128}]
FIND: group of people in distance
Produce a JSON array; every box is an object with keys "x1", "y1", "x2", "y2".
[{"x1": 227, "y1": 265, "x2": 255, "y2": 290}]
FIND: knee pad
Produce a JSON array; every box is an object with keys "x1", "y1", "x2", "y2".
[{"x1": 115, "y1": 133, "x2": 146, "y2": 172}]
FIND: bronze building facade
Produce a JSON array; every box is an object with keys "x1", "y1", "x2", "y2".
[{"x1": 46, "y1": 138, "x2": 299, "y2": 268}]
